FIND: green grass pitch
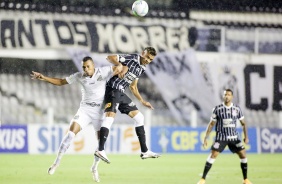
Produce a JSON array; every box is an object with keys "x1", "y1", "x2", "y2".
[{"x1": 1, "y1": 154, "x2": 281, "y2": 184}]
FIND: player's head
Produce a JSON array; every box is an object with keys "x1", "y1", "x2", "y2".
[
  {"x1": 82, "y1": 56, "x2": 95, "y2": 76},
  {"x1": 223, "y1": 89, "x2": 233, "y2": 104},
  {"x1": 140, "y1": 47, "x2": 157, "y2": 65}
]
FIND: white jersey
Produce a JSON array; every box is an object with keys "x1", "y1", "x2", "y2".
[{"x1": 66, "y1": 66, "x2": 113, "y2": 105}]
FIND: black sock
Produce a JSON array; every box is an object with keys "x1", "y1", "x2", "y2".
[
  {"x1": 98, "y1": 127, "x2": 109, "y2": 151},
  {"x1": 241, "y1": 162, "x2": 248, "y2": 179},
  {"x1": 135, "y1": 126, "x2": 148, "y2": 153},
  {"x1": 202, "y1": 162, "x2": 212, "y2": 179}
]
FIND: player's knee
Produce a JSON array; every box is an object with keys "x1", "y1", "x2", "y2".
[
  {"x1": 240, "y1": 158, "x2": 247, "y2": 163},
  {"x1": 133, "y1": 112, "x2": 144, "y2": 127},
  {"x1": 101, "y1": 117, "x2": 114, "y2": 129},
  {"x1": 207, "y1": 154, "x2": 216, "y2": 164}
]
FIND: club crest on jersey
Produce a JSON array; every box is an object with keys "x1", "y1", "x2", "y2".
[
  {"x1": 232, "y1": 109, "x2": 238, "y2": 116},
  {"x1": 213, "y1": 142, "x2": 220, "y2": 149},
  {"x1": 105, "y1": 103, "x2": 111, "y2": 109}
]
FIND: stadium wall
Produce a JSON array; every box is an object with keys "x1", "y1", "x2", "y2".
[{"x1": 0, "y1": 125, "x2": 281, "y2": 154}]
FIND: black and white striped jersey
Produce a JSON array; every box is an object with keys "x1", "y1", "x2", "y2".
[
  {"x1": 106, "y1": 54, "x2": 146, "y2": 92},
  {"x1": 211, "y1": 103, "x2": 244, "y2": 141}
]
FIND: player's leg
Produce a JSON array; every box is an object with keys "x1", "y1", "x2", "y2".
[
  {"x1": 197, "y1": 141, "x2": 226, "y2": 184},
  {"x1": 91, "y1": 130, "x2": 101, "y2": 182},
  {"x1": 95, "y1": 88, "x2": 119, "y2": 163},
  {"x1": 91, "y1": 115, "x2": 103, "y2": 182},
  {"x1": 128, "y1": 110, "x2": 148, "y2": 152},
  {"x1": 197, "y1": 150, "x2": 219, "y2": 184},
  {"x1": 127, "y1": 108, "x2": 160, "y2": 159},
  {"x1": 230, "y1": 140, "x2": 252, "y2": 184},
  {"x1": 48, "y1": 121, "x2": 80, "y2": 175},
  {"x1": 95, "y1": 111, "x2": 115, "y2": 163},
  {"x1": 48, "y1": 107, "x2": 90, "y2": 175},
  {"x1": 98, "y1": 111, "x2": 115, "y2": 152}
]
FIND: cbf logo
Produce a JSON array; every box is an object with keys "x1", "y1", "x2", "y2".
[{"x1": 157, "y1": 128, "x2": 169, "y2": 153}]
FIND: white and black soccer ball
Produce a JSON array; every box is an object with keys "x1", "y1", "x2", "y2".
[{"x1": 132, "y1": 0, "x2": 149, "y2": 17}]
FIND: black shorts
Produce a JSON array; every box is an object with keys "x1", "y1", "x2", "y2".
[
  {"x1": 103, "y1": 86, "x2": 138, "y2": 114},
  {"x1": 211, "y1": 139, "x2": 245, "y2": 153}
]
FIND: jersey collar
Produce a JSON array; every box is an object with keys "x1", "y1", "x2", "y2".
[{"x1": 222, "y1": 102, "x2": 233, "y2": 108}]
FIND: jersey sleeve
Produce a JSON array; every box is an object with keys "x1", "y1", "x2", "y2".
[
  {"x1": 100, "y1": 66, "x2": 113, "y2": 79},
  {"x1": 210, "y1": 107, "x2": 218, "y2": 122},
  {"x1": 66, "y1": 72, "x2": 80, "y2": 84},
  {"x1": 237, "y1": 106, "x2": 244, "y2": 120},
  {"x1": 117, "y1": 54, "x2": 136, "y2": 66}
]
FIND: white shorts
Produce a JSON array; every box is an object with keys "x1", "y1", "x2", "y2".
[{"x1": 70, "y1": 103, "x2": 104, "y2": 131}]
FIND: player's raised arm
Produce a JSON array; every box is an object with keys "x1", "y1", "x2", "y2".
[
  {"x1": 106, "y1": 55, "x2": 119, "y2": 65},
  {"x1": 129, "y1": 79, "x2": 154, "y2": 110},
  {"x1": 30, "y1": 71, "x2": 68, "y2": 86},
  {"x1": 106, "y1": 55, "x2": 123, "y2": 75}
]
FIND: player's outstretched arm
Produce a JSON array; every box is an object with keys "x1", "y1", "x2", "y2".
[
  {"x1": 30, "y1": 71, "x2": 68, "y2": 86},
  {"x1": 107, "y1": 55, "x2": 123, "y2": 75},
  {"x1": 129, "y1": 79, "x2": 154, "y2": 110},
  {"x1": 240, "y1": 119, "x2": 249, "y2": 144},
  {"x1": 203, "y1": 120, "x2": 216, "y2": 148}
]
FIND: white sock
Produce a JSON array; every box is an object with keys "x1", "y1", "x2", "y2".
[
  {"x1": 54, "y1": 131, "x2": 75, "y2": 165},
  {"x1": 206, "y1": 154, "x2": 216, "y2": 164},
  {"x1": 91, "y1": 155, "x2": 100, "y2": 171}
]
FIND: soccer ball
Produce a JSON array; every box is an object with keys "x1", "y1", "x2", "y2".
[{"x1": 132, "y1": 0, "x2": 149, "y2": 17}]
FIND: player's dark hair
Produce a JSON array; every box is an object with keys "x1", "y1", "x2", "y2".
[
  {"x1": 225, "y1": 89, "x2": 233, "y2": 95},
  {"x1": 82, "y1": 56, "x2": 93, "y2": 62},
  {"x1": 144, "y1": 47, "x2": 157, "y2": 56}
]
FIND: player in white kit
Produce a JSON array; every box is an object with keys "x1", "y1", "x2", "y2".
[{"x1": 31, "y1": 56, "x2": 122, "y2": 182}]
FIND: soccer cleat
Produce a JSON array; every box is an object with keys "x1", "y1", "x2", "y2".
[
  {"x1": 140, "y1": 150, "x2": 161, "y2": 159},
  {"x1": 47, "y1": 164, "x2": 59, "y2": 175},
  {"x1": 90, "y1": 168, "x2": 100, "y2": 182},
  {"x1": 94, "y1": 150, "x2": 110, "y2": 164},
  {"x1": 197, "y1": 178, "x2": 205, "y2": 184},
  {"x1": 243, "y1": 179, "x2": 252, "y2": 184}
]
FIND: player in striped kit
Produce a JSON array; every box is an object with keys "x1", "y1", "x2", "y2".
[
  {"x1": 95, "y1": 47, "x2": 160, "y2": 163},
  {"x1": 31, "y1": 56, "x2": 122, "y2": 182},
  {"x1": 197, "y1": 89, "x2": 252, "y2": 184}
]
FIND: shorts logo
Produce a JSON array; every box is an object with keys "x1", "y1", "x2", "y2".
[
  {"x1": 213, "y1": 142, "x2": 220, "y2": 149},
  {"x1": 236, "y1": 142, "x2": 244, "y2": 148},
  {"x1": 105, "y1": 103, "x2": 112, "y2": 109},
  {"x1": 128, "y1": 102, "x2": 135, "y2": 107},
  {"x1": 74, "y1": 115, "x2": 79, "y2": 120}
]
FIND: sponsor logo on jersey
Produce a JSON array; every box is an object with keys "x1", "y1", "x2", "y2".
[{"x1": 86, "y1": 102, "x2": 101, "y2": 107}]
